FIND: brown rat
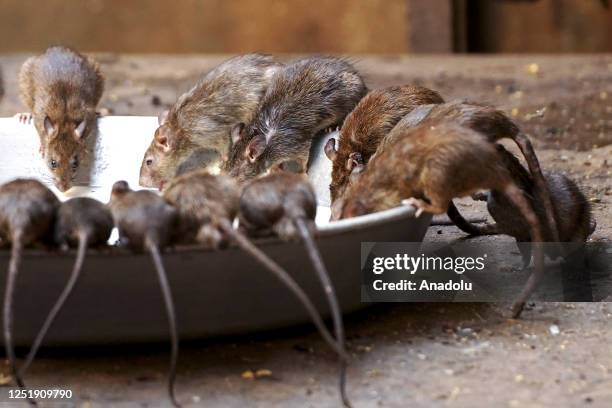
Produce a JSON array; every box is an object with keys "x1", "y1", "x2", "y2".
[
  {"x1": 162, "y1": 170, "x2": 349, "y2": 393},
  {"x1": 139, "y1": 54, "x2": 282, "y2": 189},
  {"x1": 162, "y1": 170, "x2": 240, "y2": 248},
  {"x1": 223, "y1": 56, "x2": 367, "y2": 183},
  {"x1": 463, "y1": 145, "x2": 595, "y2": 264},
  {"x1": 0, "y1": 179, "x2": 59, "y2": 399},
  {"x1": 108, "y1": 181, "x2": 181, "y2": 407},
  {"x1": 338, "y1": 122, "x2": 545, "y2": 318},
  {"x1": 18, "y1": 197, "x2": 113, "y2": 381},
  {"x1": 18, "y1": 46, "x2": 104, "y2": 192},
  {"x1": 324, "y1": 85, "x2": 444, "y2": 216},
  {"x1": 238, "y1": 172, "x2": 351, "y2": 407},
  {"x1": 379, "y1": 100, "x2": 559, "y2": 243}
]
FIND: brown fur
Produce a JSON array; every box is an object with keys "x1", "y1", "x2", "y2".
[
  {"x1": 139, "y1": 54, "x2": 282, "y2": 189},
  {"x1": 338, "y1": 122, "x2": 545, "y2": 317},
  {"x1": 162, "y1": 171, "x2": 350, "y2": 386},
  {"x1": 326, "y1": 85, "x2": 444, "y2": 211},
  {"x1": 0, "y1": 179, "x2": 59, "y2": 395},
  {"x1": 18, "y1": 47, "x2": 104, "y2": 192},
  {"x1": 238, "y1": 172, "x2": 351, "y2": 406},
  {"x1": 381, "y1": 100, "x2": 559, "y2": 241},
  {"x1": 465, "y1": 145, "x2": 595, "y2": 263},
  {"x1": 223, "y1": 56, "x2": 367, "y2": 184},
  {"x1": 162, "y1": 170, "x2": 240, "y2": 247},
  {"x1": 239, "y1": 173, "x2": 317, "y2": 239},
  {"x1": 108, "y1": 181, "x2": 180, "y2": 406}
]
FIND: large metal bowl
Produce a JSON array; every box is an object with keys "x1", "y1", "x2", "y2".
[{"x1": 0, "y1": 117, "x2": 430, "y2": 345}]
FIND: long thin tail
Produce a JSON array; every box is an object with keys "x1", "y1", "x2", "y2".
[
  {"x1": 514, "y1": 133, "x2": 559, "y2": 242},
  {"x1": 218, "y1": 220, "x2": 348, "y2": 361},
  {"x1": 446, "y1": 201, "x2": 498, "y2": 235},
  {"x1": 3, "y1": 233, "x2": 36, "y2": 406},
  {"x1": 294, "y1": 218, "x2": 351, "y2": 408},
  {"x1": 20, "y1": 233, "x2": 88, "y2": 377},
  {"x1": 502, "y1": 183, "x2": 546, "y2": 318},
  {"x1": 146, "y1": 238, "x2": 180, "y2": 408}
]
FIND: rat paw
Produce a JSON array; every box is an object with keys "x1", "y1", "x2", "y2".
[{"x1": 401, "y1": 198, "x2": 427, "y2": 217}]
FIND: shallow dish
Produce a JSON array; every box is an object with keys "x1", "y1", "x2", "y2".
[{"x1": 0, "y1": 117, "x2": 429, "y2": 345}]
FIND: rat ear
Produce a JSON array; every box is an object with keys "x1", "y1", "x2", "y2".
[
  {"x1": 345, "y1": 152, "x2": 363, "y2": 171},
  {"x1": 246, "y1": 135, "x2": 266, "y2": 163},
  {"x1": 324, "y1": 138, "x2": 338, "y2": 161},
  {"x1": 158, "y1": 110, "x2": 169, "y2": 125},
  {"x1": 74, "y1": 120, "x2": 87, "y2": 141},
  {"x1": 154, "y1": 127, "x2": 172, "y2": 153},
  {"x1": 230, "y1": 123, "x2": 245, "y2": 145},
  {"x1": 44, "y1": 116, "x2": 56, "y2": 137}
]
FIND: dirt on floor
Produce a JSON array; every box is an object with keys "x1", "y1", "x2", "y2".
[{"x1": 0, "y1": 54, "x2": 610, "y2": 408}]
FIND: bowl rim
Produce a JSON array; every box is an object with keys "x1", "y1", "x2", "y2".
[{"x1": 318, "y1": 204, "x2": 417, "y2": 236}]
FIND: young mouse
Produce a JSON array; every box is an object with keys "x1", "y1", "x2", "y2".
[
  {"x1": 465, "y1": 145, "x2": 595, "y2": 264},
  {"x1": 18, "y1": 197, "x2": 113, "y2": 379},
  {"x1": 139, "y1": 54, "x2": 282, "y2": 189},
  {"x1": 223, "y1": 56, "x2": 367, "y2": 183},
  {"x1": 18, "y1": 46, "x2": 104, "y2": 192},
  {"x1": 108, "y1": 181, "x2": 181, "y2": 407},
  {"x1": 324, "y1": 85, "x2": 444, "y2": 216},
  {"x1": 338, "y1": 122, "x2": 545, "y2": 318},
  {"x1": 379, "y1": 100, "x2": 559, "y2": 242},
  {"x1": 0, "y1": 179, "x2": 59, "y2": 397},
  {"x1": 238, "y1": 172, "x2": 351, "y2": 407},
  {"x1": 162, "y1": 170, "x2": 349, "y2": 393}
]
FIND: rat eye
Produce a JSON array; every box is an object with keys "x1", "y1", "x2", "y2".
[
  {"x1": 146, "y1": 159, "x2": 153, "y2": 166},
  {"x1": 71, "y1": 158, "x2": 79, "y2": 170},
  {"x1": 50, "y1": 159, "x2": 58, "y2": 170}
]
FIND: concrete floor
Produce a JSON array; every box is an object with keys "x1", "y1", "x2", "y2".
[{"x1": 0, "y1": 55, "x2": 610, "y2": 407}]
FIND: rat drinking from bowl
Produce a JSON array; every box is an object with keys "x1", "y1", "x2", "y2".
[
  {"x1": 162, "y1": 170, "x2": 350, "y2": 404},
  {"x1": 139, "y1": 54, "x2": 282, "y2": 189},
  {"x1": 108, "y1": 181, "x2": 181, "y2": 407},
  {"x1": 238, "y1": 172, "x2": 352, "y2": 407},
  {"x1": 18, "y1": 197, "x2": 113, "y2": 381},
  {"x1": 224, "y1": 55, "x2": 367, "y2": 184},
  {"x1": 0, "y1": 179, "x2": 59, "y2": 403}
]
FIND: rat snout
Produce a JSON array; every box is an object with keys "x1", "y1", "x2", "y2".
[{"x1": 55, "y1": 178, "x2": 72, "y2": 193}]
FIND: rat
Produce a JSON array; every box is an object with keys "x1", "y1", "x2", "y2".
[
  {"x1": 139, "y1": 54, "x2": 282, "y2": 189},
  {"x1": 0, "y1": 179, "x2": 59, "y2": 400},
  {"x1": 162, "y1": 170, "x2": 349, "y2": 388},
  {"x1": 108, "y1": 181, "x2": 181, "y2": 407},
  {"x1": 461, "y1": 145, "x2": 595, "y2": 264},
  {"x1": 238, "y1": 172, "x2": 351, "y2": 407},
  {"x1": 337, "y1": 122, "x2": 545, "y2": 318},
  {"x1": 378, "y1": 100, "x2": 560, "y2": 243},
  {"x1": 18, "y1": 197, "x2": 113, "y2": 380},
  {"x1": 223, "y1": 55, "x2": 367, "y2": 183},
  {"x1": 323, "y1": 85, "x2": 444, "y2": 217},
  {"x1": 18, "y1": 46, "x2": 104, "y2": 192}
]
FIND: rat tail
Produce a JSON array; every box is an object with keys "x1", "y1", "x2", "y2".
[
  {"x1": 20, "y1": 232, "x2": 89, "y2": 377},
  {"x1": 294, "y1": 217, "x2": 351, "y2": 408},
  {"x1": 3, "y1": 231, "x2": 36, "y2": 406},
  {"x1": 514, "y1": 133, "x2": 559, "y2": 242},
  {"x1": 218, "y1": 220, "x2": 349, "y2": 362},
  {"x1": 145, "y1": 237, "x2": 181, "y2": 408},
  {"x1": 446, "y1": 201, "x2": 498, "y2": 235},
  {"x1": 501, "y1": 182, "x2": 546, "y2": 318}
]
